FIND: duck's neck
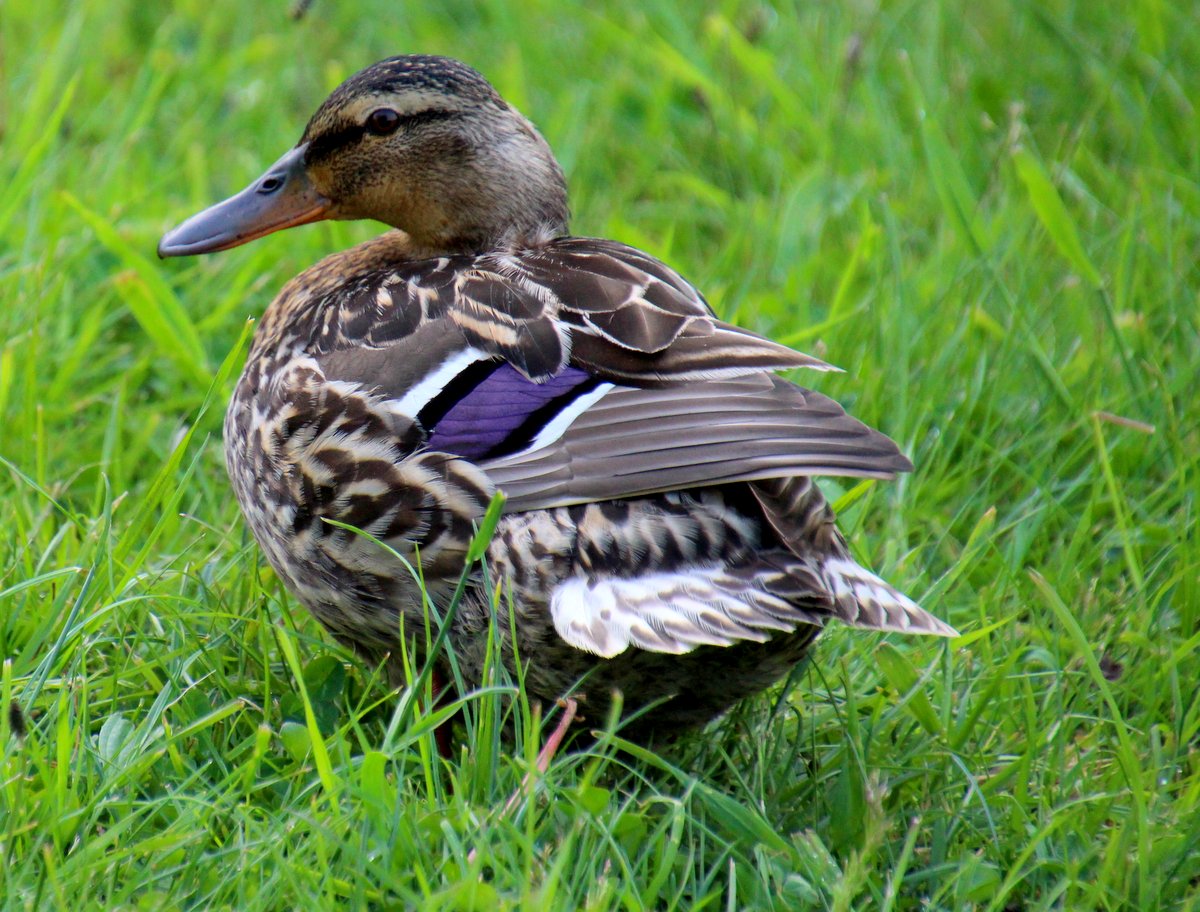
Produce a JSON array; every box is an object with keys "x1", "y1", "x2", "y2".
[
  {"x1": 409, "y1": 221, "x2": 568, "y2": 258},
  {"x1": 388, "y1": 122, "x2": 571, "y2": 256},
  {"x1": 395, "y1": 182, "x2": 570, "y2": 256}
]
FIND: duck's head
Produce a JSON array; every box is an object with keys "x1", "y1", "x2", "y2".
[{"x1": 159, "y1": 55, "x2": 569, "y2": 258}]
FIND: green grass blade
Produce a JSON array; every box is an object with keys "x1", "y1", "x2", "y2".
[{"x1": 1012, "y1": 146, "x2": 1104, "y2": 288}]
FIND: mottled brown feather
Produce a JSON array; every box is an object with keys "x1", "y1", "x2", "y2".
[{"x1": 171, "y1": 55, "x2": 956, "y2": 741}]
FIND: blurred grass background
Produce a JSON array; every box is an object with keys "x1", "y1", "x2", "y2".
[{"x1": 1, "y1": 0, "x2": 1197, "y2": 909}]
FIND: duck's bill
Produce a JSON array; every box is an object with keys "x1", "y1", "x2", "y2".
[{"x1": 157, "y1": 144, "x2": 329, "y2": 257}]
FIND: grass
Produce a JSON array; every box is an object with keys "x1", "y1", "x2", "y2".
[{"x1": 2, "y1": 0, "x2": 1197, "y2": 908}]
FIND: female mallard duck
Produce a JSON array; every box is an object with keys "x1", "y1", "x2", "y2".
[{"x1": 160, "y1": 55, "x2": 955, "y2": 741}]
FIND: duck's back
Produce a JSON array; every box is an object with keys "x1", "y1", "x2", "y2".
[{"x1": 221, "y1": 233, "x2": 952, "y2": 735}]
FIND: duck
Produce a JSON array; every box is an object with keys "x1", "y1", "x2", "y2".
[{"x1": 159, "y1": 54, "x2": 955, "y2": 745}]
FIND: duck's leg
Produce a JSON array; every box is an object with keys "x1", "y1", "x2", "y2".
[
  {"x1": 467, "y1": 696, "x2": 580, "y2": 864},
  {"x1": 498, "y1": 697, "x2": 579, "y2": 816},
  {"x1": 382, "y1": 651, "x2": 458, "y2": 759},
  {"x1": 533, "y1": 697, "x2": 579, "y2": 773}
]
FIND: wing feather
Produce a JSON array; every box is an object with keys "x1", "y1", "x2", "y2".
[
  {"x1": 483, "y1": 374, "x2": 909, "y2": 511},
  {"x1": 309, "y1": 236, "x2": 901, "y2": 512},
  {"x1": 317, "y1": 236, "x2": 834, "y2": 382}
]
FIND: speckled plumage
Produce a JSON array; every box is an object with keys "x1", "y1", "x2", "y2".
[{"x1": 162, "y1": 55, "x2": 955, "y2": 738}]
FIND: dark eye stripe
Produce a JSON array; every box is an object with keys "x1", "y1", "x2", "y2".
[
  {"x1": 305, "y1": 109, "x2": 459, "y2": 164},
  {"x1": 396, "y1": 109, "x2": 458, "y2": 129},
  {"x1": 305, "y1": 123, "x2": 367, "y2": 164}
]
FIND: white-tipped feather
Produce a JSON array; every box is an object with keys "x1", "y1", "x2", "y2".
[
  {"x1": 391, "y1": 346, "x2": 488, "y2": 418},
  {"x1": 549, "y1": 556, "x2": 956, "y2": 660},
  {"x1": 821, "y1": 557, "x2": 958, "y2": 637},
  {"x1": 550, "y1": 567, "x2": 825, "y2": 658},
  {"x1": 522, "y1": 382, "x2": 614, "y2": 455}
]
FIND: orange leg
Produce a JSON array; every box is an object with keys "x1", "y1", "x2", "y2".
[
  {"x1": 468, "y1": 697, "x2": 579, "y2": 864},
  {"x1": 498, "y1": 697, "x2": 579, "y2": 816},
  {"x1": 533, "y1": 697, "x2": 579, "y2": 774}
]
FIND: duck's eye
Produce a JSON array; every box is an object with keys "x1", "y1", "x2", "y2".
[{"x1": 365, "y1": 108, "x2": 402, "y2": 136}]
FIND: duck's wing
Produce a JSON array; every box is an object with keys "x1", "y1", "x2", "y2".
[
  {"x1": 479, "y1": 373, "x2": 908, "y2": 511},
  {"x1": 319, "y1": 237, "x2": 828, "y2": 380},
  {"x1": 495, "y1": 237, "x2": 833, "y2": 383},
  {"x1": 313, "y1": 237, "x2": 908, "y2": 512}
]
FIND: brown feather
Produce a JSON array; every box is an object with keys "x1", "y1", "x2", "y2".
[
  {"x1": 181, "y1": 55, "x2": 955, "y2": 741},
  {"x1": 485, "y1": 375, "x2": 910, "y2": 511}
]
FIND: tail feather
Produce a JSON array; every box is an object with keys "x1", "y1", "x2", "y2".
[{"x1": 821, "y1": 556, "x2": 958, "y2": 637}]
